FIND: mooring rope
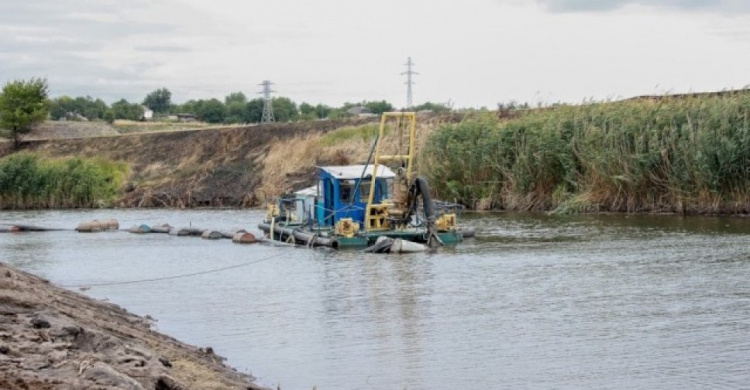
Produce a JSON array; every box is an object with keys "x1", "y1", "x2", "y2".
[{"x1": 63, "y1": 252, "x2": 286, "y2": 289}]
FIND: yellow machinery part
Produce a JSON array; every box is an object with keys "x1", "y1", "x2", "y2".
[
  {"x1": 335, "y1": 218, "x2": 360, "y2": 238},
  {"x1": 266, "y1": 203, "x2": 280, "y2": 221},
  {"x1": 387, "y1": 167, "x2": 410, "y2": 220},
  {"x1": 366, "y1": 204, "x2": 391, "y2": 231},
  {"x1": 435, "y1": 213, "x2": 457, "y2": 232}
]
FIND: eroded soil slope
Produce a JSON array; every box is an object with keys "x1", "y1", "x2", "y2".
[
  {"x1": 17, "y1": 119, "x2": 377, "y2": 208},
  {"x1": 0, "y1": 262, "x2": 265, "y2": 390}
]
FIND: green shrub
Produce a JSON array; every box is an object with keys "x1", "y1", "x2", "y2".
[{"x1": 0, "y1": 152, "x2": 129, "y2": 208}]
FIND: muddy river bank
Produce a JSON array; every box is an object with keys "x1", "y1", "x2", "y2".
[{"x1": 0, "y1": 261, "x2": 265, "y2": 390}]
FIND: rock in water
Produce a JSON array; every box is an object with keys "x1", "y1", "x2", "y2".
[
  {"x1": 232, "y1": 232, "x2": 257, "y2": 244},
  {"x1": 201, "y1": 230, "x2": 223, "y2": 240}
]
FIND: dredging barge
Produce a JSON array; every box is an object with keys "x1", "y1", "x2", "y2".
[{"x1": 259, "y1": 112, "x2": 465, "y2": 250}]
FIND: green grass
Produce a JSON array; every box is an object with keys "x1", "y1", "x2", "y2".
[
  {"x1": 422, "y1": 91, "x2": 750, "y2": 214},
  {"x1": 318, "y1": 124, "x2": 383, "y2": 147},
  {"x1": 0, "y1": 152, "x2": 129, "y2": 209}
]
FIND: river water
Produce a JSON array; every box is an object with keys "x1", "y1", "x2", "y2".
[{"x1": 1, "y1": 209, "x2": 749, "y2": 389}]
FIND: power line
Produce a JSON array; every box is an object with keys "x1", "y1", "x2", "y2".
[
  {"x1": 63, "y1": 252, "x2": 285, "y2": 289},
  {"x1": 258, "y1": 80, "x2": 275, "y2": 123},
  {"x1": 401, "y1": 57, "x2": 419, "y2": 109}
]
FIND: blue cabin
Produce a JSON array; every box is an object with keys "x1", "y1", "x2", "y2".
[{"x1": 311, "y1": 165, "x2": 395, "y2": 228}]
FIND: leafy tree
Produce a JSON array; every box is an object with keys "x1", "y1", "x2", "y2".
[
  {"x1": 299, "y1": 102, "x2": 333, "y2": 120},
  {"x1": 111, "y1": 99, "x2": 144, "y2": 121},
  {"x1": 299, "y1": 102, "x2": 315, "y2": 115},
  {"x1": 328, "y1": 109, "x2": 346, "y2": 120},
  {"x1": 103, "y1": 109, "x2": 115, "y2": 124},
  {"x1": 240, "y1": 97, "x2": 299, "y2": 123},
  {"x1": 225, "y1": 92, "x2": 247, "y2": 106},
  {"x1": 51, "y1": 95, "x2": 109, "y2": 120},
  {"x1": 244, "y1": 98, "x2": 265, "y2": 123},
  {"x1": 196, "y1": 98, "x2": 226, "y2": 123},
  {"x1": 412, "y1": 102, "x2": 451, "y2": 113},
  {"x1": 176, "y1": 100, "x2": 198, "y2": 114},
  {"x1": 142, "y1": 87, "x2": 172, "y2": 114},
  {"x1": 364, "y1": 100, "x2": 394, "y2": 115},
  {"x1": 0, "y1": 78, "x2": 50, "y2": 148},
  {"x1": 49, "y1": 96, "x2": 76, "y2": 120},
  {"x1": 225, "y1": 100, "x2": 247, "y2": 124},
  {"x1": 315, "y1": 103, "x2": 333, "y2": 119},
  {"x1": 272, "y1": 97, "x2": 298, "y2": 122},
  {"x1": 298, "y1": 102, "x2": 316, "y2": 121},
  {"x1": 76, "y1": 96, "x2": 107, "y2": 119}
]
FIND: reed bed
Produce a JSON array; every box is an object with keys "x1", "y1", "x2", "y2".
[
  {"x1": 422, "y1": 92, "x2": 750, "y2": 214},
  {"x1": 0, "y1": 153, "x2": 129, "y2": 209}
]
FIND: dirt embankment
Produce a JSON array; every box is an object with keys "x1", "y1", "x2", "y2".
[
  {"x1": 14, "y1": 119, "x2": 380, "y2": 208},
  {"x1": 3, "y1": 114, "x2": 464, "y2": 208},
  {"x1": 0, "y1": 262, "x2": 265, "y2": 390}
]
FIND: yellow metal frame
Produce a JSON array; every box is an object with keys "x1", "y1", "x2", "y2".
[{"x1": 365, "y1": 112, "x2": 417, "y2": 232}]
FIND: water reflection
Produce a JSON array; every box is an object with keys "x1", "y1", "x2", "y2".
[
  {"x1": 318, "y1": 252, "x2": 432, "y2": 388},
  {"x1": 0, "y1": 232, "x2": 55, "y2": 270}
]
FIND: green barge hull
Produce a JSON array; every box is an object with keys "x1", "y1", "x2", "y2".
[{"x1": 259, "y1": 223, "x2": 462, "y2": 249}]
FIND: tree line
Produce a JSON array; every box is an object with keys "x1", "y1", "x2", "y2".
[
  {"x1": 1, "y1": 78, "x2": 451, "y2": 148},
  {"x1": 47, "y1": 87, "x2": 451, "y2": 124}
]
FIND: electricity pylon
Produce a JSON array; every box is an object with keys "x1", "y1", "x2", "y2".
[
  {"x1": 258, "y1": 80, "x2": 275, "y2": 123},
  {"x1": 401, "y1": 57, "x2": 418, "y2": 109}
]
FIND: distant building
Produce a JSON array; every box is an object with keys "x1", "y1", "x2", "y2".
[
  {"x1": 141, "y1": 106, "x2": 154, "y2": 121},
  {"x1": 346, "y1": 106, "x2": 376, "y2": 118},
  {"x1": 175, "y1": 113, "x2": 198, "y2": 122}
]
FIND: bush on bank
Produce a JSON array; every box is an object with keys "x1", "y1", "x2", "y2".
[
  {"x1": 422, "y1": 92, "x2": 750, "y2": 214},
  {"x1": 0, "y1": 153, "x2": 128, "y2": 209}
]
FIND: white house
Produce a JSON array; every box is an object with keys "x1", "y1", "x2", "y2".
[{"x1": 141, "y1": 106, "x2": 154, "y2": 121}]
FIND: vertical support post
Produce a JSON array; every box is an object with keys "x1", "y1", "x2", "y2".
[{"x1": 365, "y1": 114, "x2": 389, "y2": 232}]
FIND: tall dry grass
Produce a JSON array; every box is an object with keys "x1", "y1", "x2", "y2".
[
  {"x1": 422, "y1": 92, "x2": 750, "y2": 213},
  {"x1": 256, "y1": 119, "x2": 440, "y2": 200}
]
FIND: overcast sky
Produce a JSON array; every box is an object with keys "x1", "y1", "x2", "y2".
[{"x1": 1, "y1": 0, "x2": 748, "y2": 108}]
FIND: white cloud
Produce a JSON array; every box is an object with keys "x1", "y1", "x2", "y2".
[
  {"x1": 1, "y1": 0, "x2": 749, "y2": 108},
  {"x1": 526, "y1": 0, "x2": 750, "y2": 13}
]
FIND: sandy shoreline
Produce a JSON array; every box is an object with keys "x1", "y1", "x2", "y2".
[{"x1": 0, "y1": 262, "x2": 267, "y2": 390}]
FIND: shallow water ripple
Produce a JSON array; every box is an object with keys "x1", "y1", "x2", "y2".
[{"x1": 2, "y1": 210, "x2": 749, "y2": 389}]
